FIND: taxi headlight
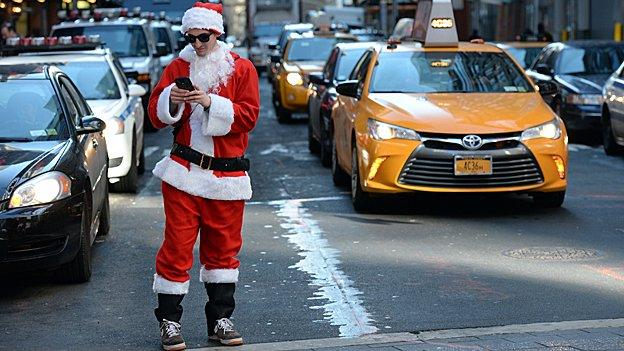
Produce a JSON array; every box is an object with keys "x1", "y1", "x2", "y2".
[
  {"x1": 565, "y1": 93, "x2": 603, "y2": 105},
  {"x1": 104, "y1": 117, "x2": 125, "y2": 136},
  {"x1": 286, "y1": 72, "x2": 303, "y2": 86},
  {"x1": 9, "y1": 171, "x2": 71, "y2": 209},
  {"x1": 367, "y1": 119, "x2": 421, "y2": 141},
  {"x1": 521, "y1": 118, "x2": 562, "y2": 141}
]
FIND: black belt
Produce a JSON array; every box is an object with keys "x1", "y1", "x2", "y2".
[{"x1": 170, "y1": 143, "x2": 250, "y2": 171}]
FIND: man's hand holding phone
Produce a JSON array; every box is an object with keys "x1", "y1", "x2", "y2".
[{"x1": 170, "y1": 77, "x2": 212, "y2": 109}]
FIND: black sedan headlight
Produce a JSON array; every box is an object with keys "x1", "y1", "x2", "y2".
[{"x1": 9, "y1": 171, "x2": 72, "y2": 209}]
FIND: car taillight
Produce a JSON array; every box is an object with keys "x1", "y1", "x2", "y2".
[
  {"x1": 73, "y1": 35, "x2": 87, "y2": 44},
  {"x1": 20, "y1": 37, "x2": 32, "y2": 46},
  {"x1": 45, "y1": 37, "x2": 58, "y2": 45}
]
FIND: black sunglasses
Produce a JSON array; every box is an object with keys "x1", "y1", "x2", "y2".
[{"x1": 184, "y1": 33, "x2": 213, "y2": 44}]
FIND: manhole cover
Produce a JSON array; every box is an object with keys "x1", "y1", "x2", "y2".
[{"x1": 503, "y1": 247, "x2": 602, "y2": 261}]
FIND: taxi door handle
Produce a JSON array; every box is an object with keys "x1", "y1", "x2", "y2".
[{"x1": 92, "y1": 139, "x2": 99, "y2": 149}]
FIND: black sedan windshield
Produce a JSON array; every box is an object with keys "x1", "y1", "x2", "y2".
[
  {"x1": 0, "y1": 80, "x2": 69, "y2": 141},
  {"x1": 557, "y1": 45, "x2": 624, "y2": 75},
  {"x1": 55, "y1": 61, "x2": 121, "y2": 100},
  {"x1": 53, "y1": 25, "x2": 149, "y2": 57},
  {"x1": 369, "y1": 51, "x2": 534, "y2": 93},
  {"x1": 287, "y1": 38, "x2": 340, "y2": 61}
]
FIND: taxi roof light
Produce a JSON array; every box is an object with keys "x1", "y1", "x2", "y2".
[{"x1": 411, "y1": 0, "x2": 458, "y2": 48}]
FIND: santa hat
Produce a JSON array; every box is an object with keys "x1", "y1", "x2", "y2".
[{"x1": 180, "y1": 2, "x2": 224, "y2": 35}]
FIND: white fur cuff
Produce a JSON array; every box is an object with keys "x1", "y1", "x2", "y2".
[
  {"x1": 157, "y1": 84, "x2": 184, "y2": 125},
  {"x1": 202, "y1": 94, "x2": 234, "y2": 136},
  {"x1": 153, "y1": 273, "x2": 190, "y2": 295},
  {"x1": 200, "y1": 266, "x2": 239, "y2": 283}
]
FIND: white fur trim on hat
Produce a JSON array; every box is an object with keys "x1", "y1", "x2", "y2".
[
  {"x1": 200, "y1": 266, "x2": 239, "y2": 283},
  {"x1": 157, "y1": 84, "x2": 184, "y2": 125},
  {"x1": 153, "y1": 273, "x2": 190, "y2": 295},
  {"x1": 181, "y1": 7, "x2": 224, "y2": 34},
  {"x1": 202, "y1": 94, "x2": 234, "y2": 136}
]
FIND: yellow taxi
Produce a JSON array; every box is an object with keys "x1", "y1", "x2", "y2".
[
  {"x1": 271, "y1": 31, "x2": 356, "y2": 123},
  {"x1": 330, "y1": 0, "x2": 568, "y2": 211}
]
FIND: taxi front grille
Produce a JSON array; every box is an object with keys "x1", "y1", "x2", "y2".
[{"x1": 398, "y1": 146, "x2": 543, "y2": 188}]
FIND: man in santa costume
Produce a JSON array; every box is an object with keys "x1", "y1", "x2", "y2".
[{"x1": 147, "y1": 2, "x2": 259, "y2": 349}]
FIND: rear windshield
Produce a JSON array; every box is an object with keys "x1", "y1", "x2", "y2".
[
  {"x1": 287, "y1": 37, "x2": 349, "y2": 61},
  {"x1": 56, "y1": 61, "x2": 121, "y2": 100},
  {"x1": 53, "y1": 25, "x2": 149, "y2": 57},
  {"x1": 557, "y1": 45, "x2": 624, "y2": 75},
  {"x1": 369, "y1": 51, "x2": 534, "y2": 94},
  {"x1": 0, "y1": 80, "x2": 69, "y2": 141}
]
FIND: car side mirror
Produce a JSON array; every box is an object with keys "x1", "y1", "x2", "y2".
[
  {"x1": 154, "y1": 42, "x2": 168, "y2": 57},
  {"x1": 309, "y1": 73, "x2": 327, "y2": 86},
  {"x1": 535, "y1": 63, "x2": 553, "y2": 76},
  {"x1": 76, "y1": 116, "x2": 106, "y2": 135},
  {"x1": 536, "y1": 80, "x2": 558, "y2": 96},
  {"x1": 270, "y1": 55, "x2": 281, "y2": 63},
  {"x1": 336, "y1": 80, "x2": 359, "y2": 98},
  {"x1": 128, "y1": 83, "x2": 147, "y2": 97}
]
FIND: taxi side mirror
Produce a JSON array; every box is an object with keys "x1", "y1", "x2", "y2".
[
  {"x1": 536, "y1": 81, "x2": 558, "y2": 96},
  {"x1": 76, "y1": 116, "x2": 106, "y2": 135},
  {"x1": 336, "y1": 80, "x2": 359, "y2": 98}
]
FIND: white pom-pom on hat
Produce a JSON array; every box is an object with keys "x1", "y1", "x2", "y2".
[{"x1": 181, "y1": 2, "x2": 224, "y2": 35}]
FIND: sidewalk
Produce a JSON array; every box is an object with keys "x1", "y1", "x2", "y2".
[{"x1": 191, "y1": 318, "x2": 624, "y2": 351}]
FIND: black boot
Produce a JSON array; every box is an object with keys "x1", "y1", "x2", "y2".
[
  {"x1": 205, "y1": 283, "x2": 243, "y2": 346},
  {"x1": 155, "y1": 294, "x2": 186, "y2": 351}
]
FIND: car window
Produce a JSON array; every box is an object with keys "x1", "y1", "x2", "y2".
[
  {"x1": 350, "y1": 50, "x2": 374, "y2": 97},
  {"x1": 369, "y1": 51, "x2": 534, "y2": 94},
  {"x1": 557, "y1": 45, "x2": 624, "y2": 75},
  {"x1": 112, "y1": 57, "x2": 129, "y2": 90},
  {"x1": 506, "y1": 47, "x2": 544, "y2": 69},
  {"x1": 0, "y1": 79, "x2": 69, "y2": 141},
  {"x1": 286, "y1": 38, "x2": 340, "y2": 61},
  {"x1": 323, "y1": 48, "x2": 339, "y2": 81},
  {"x1": 154, "y1": 27, "x2": 173, "y2": 54},
  {"x1": 335, "y1": 48, "x2": 367, "y2": 82},
  {"x1": 55, "y1": 61, "x2": 122, "y2": 100},
  {"x1": 59, "y1": 77, "x2": 90, "y2": 125},
  {"x1": 53, "y1": 25, "x2": 149, "y2": 58},
  {"x1": 531, "y1": 47, "x2": 553, "y2": 70}
]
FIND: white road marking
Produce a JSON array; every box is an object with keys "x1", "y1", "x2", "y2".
[
  {"x1": 144, "y1": 146, "x2": 159, "y2": 157},
  {"x1": 260, "y1": 143, "x2": 289, "y2": 155},
  {"x1": 248, "y1": 195, "x2": 347, "y2": 205},
  {"x1": 272, "y1": 198, "x2": 378, "y2": 338}
]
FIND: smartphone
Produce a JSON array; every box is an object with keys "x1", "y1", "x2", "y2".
[{"x1": 175, "y1": 77, "x2": 194, "y2": 91}]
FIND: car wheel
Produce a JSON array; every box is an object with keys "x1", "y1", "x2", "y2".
[
  {"x1": 308, "y1": 111, "x2": 320, "y2": 154},
  {"x1": 532, "y1": 190, "x2": 565, "y2": 208},
  {"x1": 138, "y1": 139, "x2": 146, "y2": 175},
  {"x1": 351, "y1": 143, "x2": 372, "y2": 212},
  {"x1": 97, "y1": 181, "x2": 110, "y2": 237},
  {"x1": 331, "y1": 133, "x2": 349, "y2": 187},
  {"x1": 602, "y1": 108, "x2": 624, "y2": 156},
  {"x1": 276, "y1": 103, "x2": 292, "y2": 124},
  {"x1": 142, "y1": 97, "x2": 157, "y2": 133},
  {"x1": 56, "y1": 196, "x2": 92, "y2": 283},
  {"x1": 111, "y1": 134, "x2": 138, "y2": 193},
  {"x1": 319, "y1": 121, "x2": 331, "y2": 167}
]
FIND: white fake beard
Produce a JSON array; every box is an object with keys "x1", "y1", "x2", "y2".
[{"x1": 188, "y1": 41, "x2": 235, "y2": 93}]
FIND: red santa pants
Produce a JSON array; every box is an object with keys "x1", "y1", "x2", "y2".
[{"x1": 154, "y1": 181, "x2": 244, "y2": 295}]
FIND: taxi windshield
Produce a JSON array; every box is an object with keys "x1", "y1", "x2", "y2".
[
  {"x1": 557, "y1": 45, "x2": 624, "y2": 75},
  {"x1": 54, "y1": 61, "x2": 121, "y2": 100},
  {"x1": 287, "y1": 38, "x2": 340, "y2": 61},
  {"x1": 53, "y1": 25, "x2": 149, "y2": 57},
  {"x1": 0, "y1": 80, "x2": 69, "y2": 141},
  {"x1": 369, "y1": 51, "x2": 534, "y2": 94}
]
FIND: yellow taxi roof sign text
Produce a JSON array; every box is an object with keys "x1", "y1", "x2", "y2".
[{"x1": 412, "y1": 0, "x2": 458, "y2": 48}]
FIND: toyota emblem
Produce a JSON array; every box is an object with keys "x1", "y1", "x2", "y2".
[{"x1": 462, "y1": 135, "x2": 482, "y2": 150}]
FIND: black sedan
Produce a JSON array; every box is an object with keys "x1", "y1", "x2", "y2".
[
  {"x1": 526, "y1": 41, "x2": 624, "y2": 134},
  {"x1": 0, "y1": 64, "x2": 109, "y2": 283},
  {"x1": 307, "y1": 42, "x2": 380, "y2": 166}
]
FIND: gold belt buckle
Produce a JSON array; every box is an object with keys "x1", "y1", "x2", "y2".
[{"x1": 200, "y1": 154, "x2": 213, "y2": 169}]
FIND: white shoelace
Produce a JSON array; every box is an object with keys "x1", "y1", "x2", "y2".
[
  {"x1": 161, "y1": 320, "x2": 181, "y2": 338},
  {"x1": 215, "y1": 318, "x2": 234, "y2": 333}
]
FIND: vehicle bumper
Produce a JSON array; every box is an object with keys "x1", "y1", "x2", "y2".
[
  {"x1": 106, "y1": 126, "x2": 133, "y2": 179},
  {"x1": 278, "y1": 78, "x2": 309, "y2": 112},
  {"x1": 562, "y1": 104, "x2": 602, "y2": 131},
  {"x1": 356, "y1": 136, "x2": 568, "y2": 195},
  {"x1": 0, "y1": 193, "x2": 84, "y2": 272}
]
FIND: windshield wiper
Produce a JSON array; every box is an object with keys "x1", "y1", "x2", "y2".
[{"x1": 0, "y1": 137, "x2": 34, "y2": 142}]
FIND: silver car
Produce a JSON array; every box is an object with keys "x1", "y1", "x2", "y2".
[{"x1": 602, "y1": 62, "x2": 624, "y2": 156}]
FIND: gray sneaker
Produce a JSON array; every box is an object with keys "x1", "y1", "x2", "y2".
[
  {"x1": 160, "y1": 319, "x2": 186, "y2": 351},
  {"x1": 209, "y1": 318, "x2": 243, "y2": 346}
]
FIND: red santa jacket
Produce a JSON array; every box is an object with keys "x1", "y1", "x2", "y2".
[{"x1": 148, "y1": 42, "x2": 260, "y2": 200}]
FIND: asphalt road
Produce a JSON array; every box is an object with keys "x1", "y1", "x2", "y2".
[{"x1": 2, "y1": 76, "x2": 624, "y2": 351}]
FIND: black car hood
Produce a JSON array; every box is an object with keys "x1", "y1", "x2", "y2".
[
  {"x1": 556, "y1": 73, "x2": 610, "y2": 94},
  {"x1": 0, "y1": 140, "x2": 67, "y2": 196}
]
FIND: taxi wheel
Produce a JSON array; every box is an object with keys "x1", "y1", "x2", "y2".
[
  {"x1": 308, "y1": 117, "x2": 320, "y2": 154},
  {"x1": 532, "y1": 191, "x2": 565, "y2": 208},
  {"x1": 111, "y1": 135, "x2": 138, "y2": 193},
  {"x1": 602, "y1": 109, "x2": 624, "y2": 156},
  {"x1": 56, "y1": 197, "x2": 92, "y2": 283},
  {"x1": 351, "y1": 144, "x2": 372, "y2": 212},
  {"x1": 331, "y1": 136, "x2": 349, "y2": 187}
]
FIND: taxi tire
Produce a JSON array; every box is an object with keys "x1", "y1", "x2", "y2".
[
  {"x1": 602, "y1": 109, "x2": 624, "y2": 156},
  {"x1": 532, "y1": 190, "x2": 565, "y2": 208},
  {"x1": 332, "y1": 136, "x2": 349, "y2": 186},
  {"x1": 111, "y1": 135, "x2": 138, "y2": 193},
  {"x1": 351, "y1": 144, "x2": 372, "y2": 212},
  {"x1": 56, "y1": 195, "x2": 92, "y2": 283}
]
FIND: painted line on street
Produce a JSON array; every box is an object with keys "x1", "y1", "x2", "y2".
[
  {"x1": 144, "y1": 146, "x2": 160, "y2": 157},
  {"x1": 247, "y1": 195, "x2": 348, "y2": 206},
  {"x1": 189, "y1": 318, "x2": 624, "y2": 351}
]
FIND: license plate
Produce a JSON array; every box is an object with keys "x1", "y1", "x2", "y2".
[{"x1": 454, "y1": 156, "x2": 493, "y2": 176}]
